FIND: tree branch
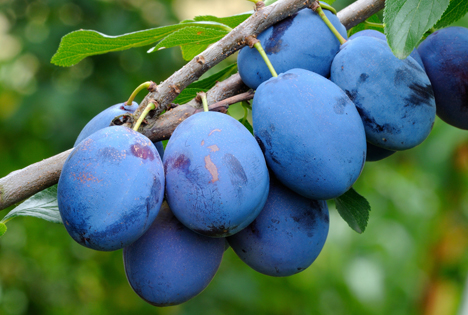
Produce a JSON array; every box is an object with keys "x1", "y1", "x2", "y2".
[{"x1": 0, "y1": 0, "x2": 386, "y2": 211}]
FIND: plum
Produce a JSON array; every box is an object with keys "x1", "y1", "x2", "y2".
[
  {"x1": 164, "y1": 111, "x2": 269, "y2": 237},
  {"x1": 330, "y1": 36, "x2": 436, "y2": 151},
  {"x1": 237, "y1": 8, "x2": 347, "y2": 89},
  {"x1": 417, "y1": 27, "x2": 468, "y2": 130},
  {"x1": 227, "y1": 175, "x2": 329, "y2": 277},
  {"x1": 58, "y1": 126, "x2": 165, "y2": 251},
  {"x1": 366, "y1": 142, "x2": 395, "y2": 162},
  {"x1": 253, "y1": 68, "x2": 366, "y2": 200},
  {"x1": 349, "y1": 30, "x2": 425, "y2": 70},
  {"x1": 123, "y1": 202, "x2": 225, "y2": 307},
  {"x1": 74, "y1": 102, "x2": 164, "y2": 158}
]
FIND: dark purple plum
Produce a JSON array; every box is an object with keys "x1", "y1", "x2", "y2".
[
  {"x1": 349, "y1": 30, "x2": 425, "y2": 70},
  {"x1": 74, "y1": 102, "x2": 164, "y2": 158},
  {"x1": 227, "y1": 176, "x2": 329, "y2": 277},
  {"x1": 123, "y1": 202, "x2": 224, "y2": 307},
  {"x1": 366, "y1": 142, "x2": 395, "y2": 162},
  {"x1": 58, "y1": 126, "x2": 165, "y2": 251},
  {"x1": 417, "y1": 27, "x2": 468, "y2": 130},
  {"x1": 330, "y1": 36, "x2": 436, "y2": 151},
  {"x1": 237, "y1": 8, "x2": 347, "y2": 89},
  {"x1": 253, "y1": 68, "x2": 366, "y2": 200},
  {"x1": 164, "y1": 111, "x2": 269, "y2": 237}
]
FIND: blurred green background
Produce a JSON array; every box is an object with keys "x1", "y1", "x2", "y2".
[{"x1": 1, "y1": 0, "x2": 468, "y2": 314}]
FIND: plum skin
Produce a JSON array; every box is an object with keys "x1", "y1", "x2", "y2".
[
  {"x1": 237, "y1": 8, "x2": 347, "y2": 90},
  {"x1": 253, "y1": 68, "x2": 366, "y2": 200},
  {"x1": 227, "y1": 176, "x2": 329, "y2": 277},
  {"x1": 123, "y1": 203, "x2": 225, "y2": 307},
  {"x1": 58, "y1": 126, "x2": 165, "y2": 251},
  {"x1": 74, "y1": 101, "x2": 164, "y2": 158},
  {"x1": 349, "y1": 29, "x2": 425, "y2": 71},
  {"x1": 330, "y1": 36, "x2": 436, "y2": 151},
  {"x1": 163, "y1": 111, "x2": 270, "y2": 237},
  {"x1": 417, "y1": 27, "x2": 468, "y2": 130}
]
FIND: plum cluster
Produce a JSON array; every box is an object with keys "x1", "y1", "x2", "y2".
[{"x1": 56, "y1": 5, "x2": 467, "y2": 308}]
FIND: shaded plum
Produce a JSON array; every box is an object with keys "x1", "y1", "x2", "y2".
[
  {"x1": 366, "y1": 142, "x2": 395, "y2": 162},
  {"x1": 74, "y1": 102, "x2": 164, "y2": 158},
  {"x1": 123, "y1": 202, "x2": 225, "y2": 307},
  {"x1": 164, "y1": 111, "x2": 269, "y2": 237},
  {"x1": 253, "y1": 68, "x2": 366, "y2": 200},
  {"x1": 227, "y1": 176, "x2": 329, "y2": 277},
  {"x1": 349, "y1": 30, "x2": 425, "y2": 70},
  {"x1": 330, "y1": 36, "x2": 436, "y2": 151},
  {"x1": 58, "y1": 126, "x2": 165, "y2": 251},
  {"x1": 237, "y1": 8, "x2": 347, "y2": 89},
  {"x1": 417, "y1": 27, "x2": 468, "y2": 130}
]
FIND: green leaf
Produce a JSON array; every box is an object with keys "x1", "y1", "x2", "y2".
[
  {"x1": 348, "y1": 14, "x2": 384, "y2": 37},
  {"x1": 190, "y1": 63, "x2": 237, "y2": 89},
  {"x1": 334, "y1": 188, "x2": 371, "y2": 234},
  {"x1": 181, "y1": 44, "x2": 210, "y2": 61},
  {"x1": 434, "y1": 0, "x2": 468, "y2": 29},
  {"x1": 173, "y1": 88, "x2": 208, "y2": 104},
  {"x1": 193, "y1": 13, "x2": 251, "y2": 29},
  {"x1": 384, "y1": 0, "x2": 450, "y2": 59},
  {"x1": 1, "y1": 185, "x2": 62, "y2": 225},
  {"x1": 152, "y1": 26, "x2": 228, "y2": 53},
  {"x1": 51, "y1": 22, "x2": 231, "y2": 67},
  {"x1": 0, "y1": 222, "x2": 6, "y2": 237},
  {"x1": 239, "y1": 118, "x2": 253, "y2": 134}
]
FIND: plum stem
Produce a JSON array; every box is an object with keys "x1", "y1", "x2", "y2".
[
  {"x1": 363, "y1": 20, "x2": 385, "y2": 28},
  {"x1": 253, "y1": 42, "x2": 278, "y2": 77},
  {"x1": 315, "y1": 5, "x2": 346, "y2": 45},
  {"x1": 133, "y1": 102, "x2": 156, "y2": 131},
  {"x1": 198, "y1": 92, "x2": 209, "y2": 112},
  {"x1": 126, "y1": 81, "x2": 153, "y2": 105},
  {"x1": 319, "y1": 2, "x2": 336, "y2": 14}
]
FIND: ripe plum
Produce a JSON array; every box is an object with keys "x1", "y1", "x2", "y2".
[
  {"x1": 58, "y1": 126, "x2": 165, "y2": 251},
  {"x1": 164, "y1": 111, "x2": 269, "y2": 237}
]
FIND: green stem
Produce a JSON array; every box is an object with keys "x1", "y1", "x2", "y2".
[
  {"x1": 200, "y1": 93, "x2": 209, "y2": 112},
  {"x1": 363, "y1": 20, "x2": 385, "y2": 28},
  {"x1": 253, "y1": 42, "x2": 278, "y2": 77},
  {"x1": 316, "y1": 6, "x2": 346, "y2": 45},
  {"x1": 126, "y1": 81, "x2": 152, "y2": 105},
  {"x1": 133, "y1": 102, "x2": 156, "y2": 131},
  {"x1": 319, "y1": 2, "x2": 337, "y2": 15}
]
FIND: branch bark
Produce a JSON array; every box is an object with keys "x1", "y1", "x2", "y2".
[{"x1": 0, "y1": 0, "x2": 386, "y2": 211}]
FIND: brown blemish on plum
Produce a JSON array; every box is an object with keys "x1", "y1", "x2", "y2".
[
  {"x1": 201, "y1": 140, "x2": 205, "y2": 146},
  {"x1": 72, "y1": 172, "x2": 102, "y2": 184},
  {"x1": 204, "y1": 155, "x2": 219, "y2": 183},
  {"x1": 208, "y1": 129, "x2": 221, "y2": 136},
  {"x1": 130, "y1": 143, "x2": 155, "y2": 160},
  {"x1": 207, "y1": 145, "x2": 219, "y2": 152}
]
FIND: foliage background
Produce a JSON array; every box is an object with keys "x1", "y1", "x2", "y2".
[{"x1": 1, "y1": 0, "x2": 468, "y2": 314}]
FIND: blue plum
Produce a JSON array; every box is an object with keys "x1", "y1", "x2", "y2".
[
  {"x1": 74, "y1": 102, "x2": 164, "y2": 158},
  {"x1": 417, "y1": 27, "x2": 468, "y2": 130},
  {"x1": 164, "y1": 111, "x2": 269, "y2": 237},
  {"x1": 253, "y1": 68, "x2": 366, "y2": 200},
  {"x1": 237, "y1": 8, "x2": 347, "y2": 90},
  {"x1": 123, "y1": 202, "x2": 224, "y2": 307},
  {"x1": 330, "y1": 36, "x2": 436, "y2": 151},
  {"x1": 349, "y1": 30, "x2": 425, "y2": 70},
  {"x1": 58, "y1": 126, "x2": 165, "y2": 251},
  {"x1": 366, "y1": 142, "x2": 395, "y2": 162},
  {"x1": 227, "y1": 175, "x2": 329, "y2": 277}
]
